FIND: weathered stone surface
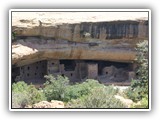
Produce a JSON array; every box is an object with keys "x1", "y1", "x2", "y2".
[
  {"x1": 32, "y1": 100, "x2": 64, "y2": 108},
  {"x1": 12, "y1": 20, "x2": 148, "y2": 42},
  {"x1": 12, "y1": 39, "x2": 136, "y2": 66},
  {"x1": 12, "y1": 12, "x2": 148, "y2": 41},
  {"x1": 11, "y1": 12, "x2": 148, "y2": 66}
]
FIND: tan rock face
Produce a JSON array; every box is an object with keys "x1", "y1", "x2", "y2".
[
  {"x1": 12, "y1": 39, "x2": 136, "y2": 66},
  {"x1": 13, "y1": 20, "x2": 148, "y2": 42},
  {"x1": 11, "y1": 12, "x2": 148, "y2": 66},
  {"x1": 32, "y1": 100, "x2": 64, "y2": 108}
]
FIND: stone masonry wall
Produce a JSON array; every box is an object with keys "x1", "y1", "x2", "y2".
[
  {"x1": 20, "y1": 61, "x2": 47, "y2": 84},
  {"x1": 87, "y1": 63, "x2": 98, "y2": 79}
]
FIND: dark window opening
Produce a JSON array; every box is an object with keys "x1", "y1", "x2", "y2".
[
  {"x1": 52, "y1": 63, "x2": 54, "y2": 65},
  {"x1": 36, "y1": 66, "x2": 38, "y2": 69},
  {"x1": 27, "y1": 67, "x2": 30, "y2": 70},
  {"x1": 12, "y1": 66, "x2": 20, "y2": 82},
  {"x1": 106, "y1": 72, "x2": 108, "y2": 74},
  {"x1": 71, "y1": 73, "x2": 73, "y2": 76},
  {"x1": 60, "y1": 60, "x2": 76, "y2": 71},
  {"x1": 35, "y1": 73, "x2": 37, "y2": 76},
  {"x1": 61, "y1": 74, "x2": 64, "y2": 77},
  {"x1": 27, "y1": 73, "x2": 29, "y2": 76}
]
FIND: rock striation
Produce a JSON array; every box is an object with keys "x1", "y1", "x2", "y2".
[{"x1": 11, "y1": 12, "x2": 148, "y2": 66}]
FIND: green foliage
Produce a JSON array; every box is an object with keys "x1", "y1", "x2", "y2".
[
  {"x1": 12, "y1": 31, "x2": 17, "y2": 41},
  {"x1": 125, "y1": 40, "x2": 149, "y2": 105},
  {"x1": 12, "y1": 81, "x2": 29, "y2": 93},
  {"x1": 63, "y1": 79, "x2": 105, "y2": 102},
  {"x1": 43, "y1": 75, "x2": 105, "y2": 102},
  {"x1": 125, "y1": 80, "x2": 148, "y2": 102},
  {"x1": 67, "y1": 87, "x2": 125, "y2": 108},
  {"x1": 105, "y1": 85, "x2": 119, "y2": 95},
  {"x1": 12, "y1": 91, "x2": 31, "y2": 108},
  {"x1": 135, "y1": 40, "x2": 148, "y2": 81},
  {"x1": 125, "y1": 86, "x2": 141, "y2": 102},
  {"x1": 43, "y1": 74, "x2": 121, "y2": 108},
  {"x1": 131, "y1": 95, "x2": 148, "y2": 108},
  {"x1": 43, "y1": 75, "x2": 69, "y2": 101},
  {"x1": 63, "y1": 83, "x2": 89, "y2": 102},
  {"x1": 12, "y1": 81, "x2": 46, "y2": 108},
  {"x1": 12, "y1": 76, "x2": 123, "y2": 108},
  {"x1": 140, "y1": 96, "x2": 149, "y2": 108},
  {"x1": 27, "y1": 85, "x2": 46, "y2": 104}
]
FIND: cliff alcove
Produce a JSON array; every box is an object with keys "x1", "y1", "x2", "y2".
[{"x1": 11, "y1": 12, "x2": 148, "y2": 85}]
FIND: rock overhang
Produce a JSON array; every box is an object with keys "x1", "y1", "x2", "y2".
[{"x1": 11, "y1": 12, "x2": 148, "y2": 66}]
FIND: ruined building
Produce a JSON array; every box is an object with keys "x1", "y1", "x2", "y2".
[{"x1": 11, "y1": 12, "x2": 149, "y2": 86}]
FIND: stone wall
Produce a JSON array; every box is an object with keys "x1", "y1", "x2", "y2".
[
  {"x1": 13, "y1": 59, "x2": 135, "y2": 85},
  {"x1": 47, "y1": 60, "x2": 60, "y2": 74},
  {"x1": 87, "y1": 63, "x2": 98, "y2": 79},
  {"x1": 19, "y1": 60, "x2": 47, "y2": 84},
  {"x1": 99, "y1": 65, "x2": 129, "y2": 83}
]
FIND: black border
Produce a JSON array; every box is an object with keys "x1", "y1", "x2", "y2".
[{"x1": 10, "y1": 10, "x2": 150, "y2": 110}]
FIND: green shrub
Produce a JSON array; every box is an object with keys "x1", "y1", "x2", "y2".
[
  {"x1": 12, "y1": 81, "x2": 46, "y2": 108},
  {"x1": 12, "y1": 81, "x2": 29, "y2": 93},
  {"x1": 131, "y1": 95, "x2": 148, "y2": 108},
  {"x1": 43, "y1": 75, "x2": 122, "y2": 108},
  {"x1": 140, "y1": 96, "x2": 149, "y2": 108},
  {"x1": 43, "y1": 75, "x2": 106, "y2": 102},
  {"x1": 27, "y1": 85, "x2": 46, "y2": 104},
  {"x1": 12, "y1": 91, "x2": 31, "y2": 108},
  {"x1": 63, "y1": 79, "x2": 105, "y2": 102},
  {"x1": 125, "y1": 80, "x2": 148, "y2": 102},
  {"x1": 135, "y1": 40, "x2": 148, "y2": 81},
  {"x1": 67, "y1": 86, "x2": 125, "y2": 108},
  {"x1": 63, "y1": 84, "x2": 88, "y2": 102},
  {"x1": 43, "y1": 75, "x2": 69, "y2": 101},
  {"x1": 125, "y1": 41, "x2": 149, "y2": 104}
]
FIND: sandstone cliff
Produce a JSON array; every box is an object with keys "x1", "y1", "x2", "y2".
[{"x1": 11, "y1": 12, "x2": 148, "y2": 66}]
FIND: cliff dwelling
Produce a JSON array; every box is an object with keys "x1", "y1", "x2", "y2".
[
  {"x1": 12, "y1": 59, "x2": 136, "y2": 85},
  {"x1": 11, "y1": 12, "x2": 148, "y2": 86}
]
